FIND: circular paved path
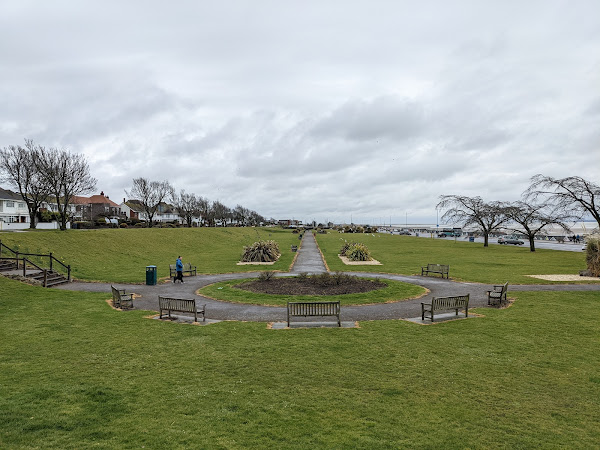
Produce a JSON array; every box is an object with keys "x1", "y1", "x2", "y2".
[{"x1": 55, "y1": 233, "x2": 600, "y2": 322}]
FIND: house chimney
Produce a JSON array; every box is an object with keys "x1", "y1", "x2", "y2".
[{"x1": 123, "y1": 198, "x2": 126, "y2": 203}]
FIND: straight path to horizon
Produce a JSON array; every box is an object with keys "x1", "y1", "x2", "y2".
[{"x1": 290, "y1": 232, "x2": 327, "y2": 274}]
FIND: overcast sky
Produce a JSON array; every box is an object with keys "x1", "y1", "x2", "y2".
[{"x1": 1, "y1": 1, "x2": 599, "y2": 224}]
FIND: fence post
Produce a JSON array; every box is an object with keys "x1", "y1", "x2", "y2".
[
  {"x1": 67, "y1": 265, "x2": 71, "y2": 282},
  {"x1": 49, "y1": 252, "x2": 53, "y2": 271},
  {"x1": 23, "y1": 257, "x2": 26, "y2": 277},
  {"x1": 43, "y1": 269, "x2": 47, "y2": 288},
  {"x1": 16, "y1": 252, "x2": 20, "y2": 269}
]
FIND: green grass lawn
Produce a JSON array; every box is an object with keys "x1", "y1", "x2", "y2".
[
  {"x1": 316, "y1": 232, "x2": 592, "y2": 284},
  {"x1": 0, "y1": 227, "x2": 300, "y2": 283},
  {"x1": 0, "y1": 228, "x2": 595, "y2": 286},
  {"x1": 1, "y1": 276, "x2": 599, "y2": 448},
  {"x1": 199, "y1": 277, "x2": 427, "y2": 306}
]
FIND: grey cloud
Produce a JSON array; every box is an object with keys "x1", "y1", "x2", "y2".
[
  {"x1": 1, "y1": 1, "x2": 599, "y2": 223},
  {"x1": 311, "y1": 96, "x2": 425, "y2": 142}
]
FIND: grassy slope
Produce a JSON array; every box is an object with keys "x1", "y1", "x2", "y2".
[
  {"x1": 316, "y1": 232, "x2": 590, "y2": 284},
  {"x1": 1, "y1": 276, "x2": 599, "y2": 448},
  {"x1": 0, "y1": 228, "x2": 299, "y2": 283}
]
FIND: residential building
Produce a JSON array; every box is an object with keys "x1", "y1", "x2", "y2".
[
  {"x1": 120, "y1": 199, "x2": 180, "y2": 223},
  {"x1": 72, "y1": 192, "x2": 121, "y2": 221},
  {"x1": 0, "y1": 187, "x2": 29, "y2": 224}
]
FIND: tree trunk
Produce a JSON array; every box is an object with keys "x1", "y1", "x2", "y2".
[
  {"x1": 483, "y1": 233, "x2": 489, "y2": 247},
  {"x1": 528, "y1": 236, "x2": 536, "y2": 252},
  {"x1": 60, "y1": 215, "x2": 68, "y2": 231},
  {"x1": 28, "y1": 210, "x2": 37, "y2": 229}
]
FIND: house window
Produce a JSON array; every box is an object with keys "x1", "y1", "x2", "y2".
[{"x1": 6, "y1": 201, "x2": 14, "y2": 207}]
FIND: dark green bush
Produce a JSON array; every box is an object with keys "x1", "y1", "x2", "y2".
[
  {"x1": 257, "y1": 271, "x2": 276, "y2": 281},
  {"x1": 585, "y1": 235, "x2": 600, "y2": 277},
  {"x1": 241, "y1": 240, "x2": 281, "y2": 262},
  {"x1": 340, "y1": 242, "x2": 372, "y2": 261}
]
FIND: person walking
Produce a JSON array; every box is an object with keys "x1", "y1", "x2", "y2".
[{"x1": 175, "y1": 256, "x2": 184, "y2": 283}]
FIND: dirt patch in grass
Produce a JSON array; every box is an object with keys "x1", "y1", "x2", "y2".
[
  {"x1": 236, "y1": 277, "x2": 387, "y2": 296},
  {"x1": 527, "y1": 274, "x2": 600, "y2": 281}
]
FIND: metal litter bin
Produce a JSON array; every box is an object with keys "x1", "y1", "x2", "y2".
[
  {"x1": 469, "y1": 236, "x2": 475, "y2": 242},
  {"x1": 146, "y1": 265, "x2": 157, "y2": 285}
]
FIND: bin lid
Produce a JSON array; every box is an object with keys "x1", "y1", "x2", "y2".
[{"x1": 146, "y1": 265, "x2": 157, "y2": 269}]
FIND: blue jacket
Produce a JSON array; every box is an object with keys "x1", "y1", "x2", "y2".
[{"x1": 176, "y1": 258, "x2": 183, "y2": 271}]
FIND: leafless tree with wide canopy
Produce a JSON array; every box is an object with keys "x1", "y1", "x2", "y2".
[{"x1": 437, "y1": 195, "x2": 508, "y2": 247}]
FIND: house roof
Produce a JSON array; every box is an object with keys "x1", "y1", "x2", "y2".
[
  {"x1": 0, "y1": 187, "x2": 24, "y2": 201},
  {"x1": 124, "y1": 200, "x2": 145, "y2": 212},
  {"x1": 71, "y1": 195, "x2": 90, "y2": 205},
  {"x1": 72, "y1": 194, "x2": 120, "y2": 207},
  {"x1": 88, "y1": 194, "x2": 120, "y2": 207}
]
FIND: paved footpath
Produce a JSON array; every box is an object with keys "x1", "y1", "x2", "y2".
[
  {"x1": 55, "y1": 233, "x2": 600, "y2": 322},
  {"x1": 290, "y1": 232, "x2": 328, "y2": 274}
]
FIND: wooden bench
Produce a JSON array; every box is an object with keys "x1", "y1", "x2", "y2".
[
  {"x1": 421, "y1": 263, "x2": 449, "y2": 279},
  {"x1": 487, "y1": 282, "x2": 508, "y2": 306},
  {"x1": 421, "y1": 294, "x2": 469, "y2": 322},
  {"x1": 169, "y1": 262, "x2": 197, "y2": 278},
  {"x1": 111, "y1": 285, "x2": 133, "y2": 310},
  {"x1": 159, "y1": 296, "x2": 205, "y2": 322},
  {"x1": 287, "y1": 301, "x2": 341, "y2": 327}
]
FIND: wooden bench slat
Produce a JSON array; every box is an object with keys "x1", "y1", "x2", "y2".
[
  {"x1": 421, "y1": 294, "x2": 469, "y2": 322},
  {"x1": 169, "y1": 263, "x2": 197, "y2": 278},
  {"x1": 111, "y1": 285, "x2": 133, "y2": 310},
  {"x1": 487, "y1": 282, "x2": 508, "y2": 306},
  {"x1": 159, "y1": 296, "x2": 205, "y2": 322},
  {"x1": 421, "y1": 263, "x2": 449, "y2": 279},
  {"x1": 287, "y1": 301, "x2": 341, "y2": 327}
]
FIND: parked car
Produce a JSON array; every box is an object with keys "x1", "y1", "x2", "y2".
[{"x1": 498, "y1": 235, "x2": 524, "y2": 245}]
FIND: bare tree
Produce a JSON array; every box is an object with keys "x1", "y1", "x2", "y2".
[
  {"x1": 126, "y1": 178, "x2": 173, "y2": 227},
  {"x1": 437, "y1": 195, "x2": 508, "y2": 246},
  {"x1": 233, "y1": 204, "x2": 250, "y2": 226},
  {"x1": 0, "y1": 140, "x2": 51, "y2": 228},
  {"x1": 196, "y1": 196, "x2": 210, "y2": 226},
  {"x1": 172, "y1": 190, "x2": 201, "y2": 227},
  {"x1": 526, "y1": 175, "x2": 600, "y2": 230},
  {"x1": 211, "y1": 200, "x2": 230, "y2": 227},
  {"x1": 248, "y1": 210, "x2": 264, "y2": 226},
  {"x1": 503, "y1": 201, "x2": 571, "y2": 252},
  {"x1": 35, "y1": 146, "x2": 97, "y2": 231}
]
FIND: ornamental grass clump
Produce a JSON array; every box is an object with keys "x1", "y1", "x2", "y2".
[
  {"x1": 585, "y1": 235, "x2": 600, "y2": 277},
  {"x1": 340, "y1": 242, "x2": 372, "y2": 261},
  {"x1": 241, "y1": 240, "x2": 281, "y2": 263}
]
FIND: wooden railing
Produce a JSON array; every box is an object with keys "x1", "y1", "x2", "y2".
[{"x1": 0, "y1": 240, "x2": 71, "y2": 282}]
